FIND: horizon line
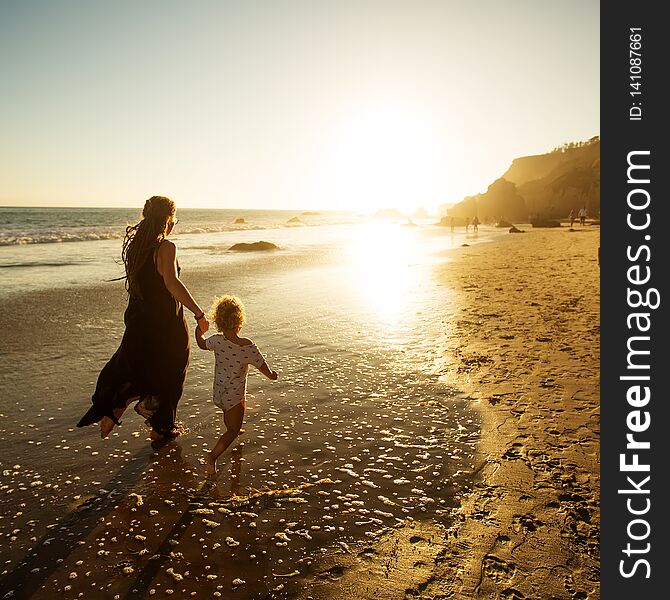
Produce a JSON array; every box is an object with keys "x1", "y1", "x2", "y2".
[
  {"x1": 0, "y1": 204, "x2": 347, "y2": 212},
  {"x1": 0, "y1": 204, "x2": 447, "y2": 214}
]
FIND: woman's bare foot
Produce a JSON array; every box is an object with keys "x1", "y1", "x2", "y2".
[
  {"x1": 100, "y1": 416, "x2": 115, "y2": 439},
  {"x1": 205, "y1": 453, "x2": 217, "y2": 478},
  {"x1": 99, "y1": 397, "x2": 137, "y2": 439},
  {"x1": 99, "y1": 407, "x2": 125, "y2": 438}
]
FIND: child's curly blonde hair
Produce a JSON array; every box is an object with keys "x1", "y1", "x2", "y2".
[{"x1": 210, "y1": 295, "x2": 246, "y2": 332}]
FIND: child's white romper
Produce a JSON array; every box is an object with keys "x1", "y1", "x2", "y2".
[{"x1": 205, "y1": 334, "x2": 267, "y2": 411}]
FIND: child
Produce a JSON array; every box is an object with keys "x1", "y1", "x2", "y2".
[{"x1": 195, "y1": 295, "x2": 277, "y2": 477}]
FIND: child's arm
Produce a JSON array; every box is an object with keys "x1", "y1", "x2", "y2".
[
  {"x1": 249, "y1": 343, "x2": 277, "y2": 379},
  {"x1": 195, "y1": 325, "x2": 208, "y2": 351},
  {"x1": 258, "y1": 361, "x2": 278, "y2": 380}
]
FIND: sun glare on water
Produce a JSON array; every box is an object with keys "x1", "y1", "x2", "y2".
[{"x1": 345, "y1": 222, "x2": 424, "y2": 328}]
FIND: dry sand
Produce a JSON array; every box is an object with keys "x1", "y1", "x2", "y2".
[{"x1": 297, "y1": 226, "x2": 600, "y2": 600}]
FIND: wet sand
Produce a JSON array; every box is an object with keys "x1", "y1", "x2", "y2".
[
  {"x1": 0, "y1": 225, "x2": 478, "y2": 598},
  {"x1": 296, "y1": 227, "x2": 600, "y2": 600},
  {"x1": 0, "y1": 225, "x2": 600, "y2": 599}
]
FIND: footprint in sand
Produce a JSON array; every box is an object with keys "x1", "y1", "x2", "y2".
[
  {"x1": 500, "y1": 588, "x2": 526, "y2": 600},
  {"x1": 512, "y1": 513, "x2": 544, "y2": 533},
  {"x1": 496, "y1": 534, "x2": 511, "y2": 545},
  {"x1": 482, "y1": 555, "x2": 516, "y2": 583},
  {"x1": 471, "y1": 509, "x2": 492, "y2": 522},
  {"x1": 502, "y1": 442, "x2": 524, "y2": 460},
  {"x1": 318, "y1": 565, "x2": 346, "y2": 580}
]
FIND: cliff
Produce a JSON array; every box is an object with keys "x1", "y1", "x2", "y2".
[{"x1": 446, "y1": 136, "x2": 600, "y2": 222}]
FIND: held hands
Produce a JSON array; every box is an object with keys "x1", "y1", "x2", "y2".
[
  {"x1": 193, "y1": 317, "x2": 209, "y2": 351},
  {"x1": 196, "y1": 315, "x2": 210, "y2": 334}
]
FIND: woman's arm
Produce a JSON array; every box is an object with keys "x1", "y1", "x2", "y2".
[{"x1": 157, "y1": 240, "x2": 209, "y2": 333}]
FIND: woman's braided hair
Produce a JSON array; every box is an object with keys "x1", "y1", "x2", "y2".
[{"x1": 122, "y1": 196, "x2": 176, "y2": 297}]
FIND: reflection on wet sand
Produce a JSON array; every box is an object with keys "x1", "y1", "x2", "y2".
[
  {"x1": 346, "y1": 223, "x2": 423, "y2": 325},
  {"x1": 9, "y1": 375, "x2": 478, "y2": 598},
  {"x1": 0, "y1": 222, "x2": 483, "y2": 598}
]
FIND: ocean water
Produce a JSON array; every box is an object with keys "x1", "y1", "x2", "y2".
[
  {"x1": 0, "y1": 207, "x2": 498, "y2": 597},
  {"x1": 0, "y1": 207, "x2": 357, "y2": 296},
  {"x1": 0, "y1": 207, "x2": 354, "y2": 246}
]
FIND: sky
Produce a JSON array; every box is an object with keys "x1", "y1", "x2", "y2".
[{"x1": 0, "y1": 0, "x2": 599, "y2": 213}]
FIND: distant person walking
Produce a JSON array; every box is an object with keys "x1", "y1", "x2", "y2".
[
  {"x1": 569, "y1": 209, "x2": 576, "y2": 228},
  {"x1": 472, "y1": 216, "x2": 480, "y2": 232},
  {"x1": 579, "y1": 206, "x2": 587, "y2": 226},
  {"x1": 78, "y1": 196, "x2": 210, "y2": 441}
]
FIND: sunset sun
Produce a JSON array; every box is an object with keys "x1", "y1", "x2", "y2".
[{"x1": 331, "y1": 105, "x2": 443, "y2": 215}]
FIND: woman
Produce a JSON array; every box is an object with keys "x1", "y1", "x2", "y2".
[{"x1": 77, "y1": 196, "x2": 209, "y2": 440}]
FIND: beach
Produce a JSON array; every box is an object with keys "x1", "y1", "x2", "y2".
[
  {"x1": 443, "y1": 228, "x2": 600, "y2": 600},
  {"x1": 296, "y1": 226, "x2": 601, "y2": 600},
  {"x1": 0, "y1": 216, "x2": 600, "y2": 599},
  {"x1": 0, "y1": 1, "x2": 605, "y2": 596}
]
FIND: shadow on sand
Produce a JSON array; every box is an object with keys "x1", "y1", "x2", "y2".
[
  {"x1": 0, "y1": 439, "x2": 226, "y2": 600},
  {"x1": 0, "y1": 445, "x2": 155, "y2": 599}
]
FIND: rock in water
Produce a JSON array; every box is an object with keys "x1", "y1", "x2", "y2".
[
  {"x1": 229, "y1": 241, "x2": 279, "y2": 252},
  {"x1": 530, "y1": 217, "x2": 561, "y2": 228}
]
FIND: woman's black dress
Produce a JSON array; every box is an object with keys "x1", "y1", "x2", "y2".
[{"x1": 77, "y1": 245, "x2": 190, "y2": 436}]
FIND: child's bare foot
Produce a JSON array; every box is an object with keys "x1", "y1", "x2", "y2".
[{"x1": 205, "y1": 453, "x2": 217, "y2": 478}]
